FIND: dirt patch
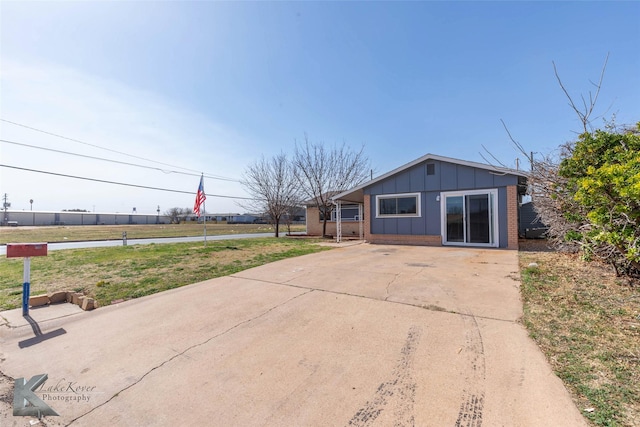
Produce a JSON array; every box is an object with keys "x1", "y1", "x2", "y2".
[{"x1": 518, "y1": 238, "x2": 555, "y2": 252}]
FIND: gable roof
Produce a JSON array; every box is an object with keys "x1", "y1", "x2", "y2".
[
  {"x1": 333, "y1": 153, "x2": 528, "y2": 203},
  {"x1": 303, "y1": 191, "x2": 343, "y2": 207}
]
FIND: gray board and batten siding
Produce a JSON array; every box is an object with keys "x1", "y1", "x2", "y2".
[{"x1": 364, "y1": 159, "x2": 522, "y2": 248}]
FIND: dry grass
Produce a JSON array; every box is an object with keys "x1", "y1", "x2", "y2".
[
  {"x1": 0, "y1": 223, "x2": 306, "y2": 244},
  {"x1": 520, "y1": 240, "x2": 640, "y2": 426}
]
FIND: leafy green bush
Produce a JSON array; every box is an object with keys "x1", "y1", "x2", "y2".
[{"x1": 558, "y1": 123, "x2": 640, "y2": 275}]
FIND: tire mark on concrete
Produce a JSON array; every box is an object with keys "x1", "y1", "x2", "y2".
[
  {"x1": 455, "y1": 312, "x2": 486, "y2": 427},
  {"x1": 347, "y1": 325, "x2": 422, "y2": 427}
]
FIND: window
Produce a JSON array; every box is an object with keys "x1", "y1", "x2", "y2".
[
  {"x1": 334, "y1": 205, "x2": 361, "y2": 222},
  {"x1": 376, "y1": 193, "x2": 420, "y2": 217},
  {"x1": 426, "y1": 163, "x2": 435, "y2": 175},
  {"x1": 319, "y1": 209, "x2": 331, "y2": 221},
  {"x1": 319, "y1": 204, "x2": 362, "y2": 222}
]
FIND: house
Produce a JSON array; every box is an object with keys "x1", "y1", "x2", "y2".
[
  {"x1": 329, "y1": 154, "x2": 528, "y2": 249},
  {"x1": 305, "y1": 192, "x2": 363, "y2": 238}
]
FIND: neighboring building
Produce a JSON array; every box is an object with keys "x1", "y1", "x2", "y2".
[
  {"x1": 2, "y1": 210, "x2": 171, "y2": 226},
  {"x1": 227, "y1": 214, "x2": 261, "y2": 224},
  {"x1": 190, "y1": 209, "x2": 305, "y2": 225},
  {"x1": 186, "y1": 213, "x2": 241, "y2": 222},
  {"x1": 329, "y1": 154, "x2": 528, "y2": 249}
]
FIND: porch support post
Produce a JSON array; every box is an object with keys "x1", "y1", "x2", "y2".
[
  {"x1": 335, "y1": 201, "x2": 342, "y2": 243},
  {"x1": 358, "y1": 203, "x2": 363, "y2": 240}
]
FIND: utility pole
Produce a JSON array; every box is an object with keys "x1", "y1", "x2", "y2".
[
  {"x1": 530, "y1": 151, "x2": 534, "y2": 172},
  {"x1": 2, "y1": 193, "x2": 9, "y2": 226}
]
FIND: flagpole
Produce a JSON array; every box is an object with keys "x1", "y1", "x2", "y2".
[
  {"x1": 195, "y1": 174, "x2": 207, "y2": 247},
  {"x1": 203, "y1": 198, "x2": 207, "y2": 247},
  {"x1": 202, "y1": 174, "x2": 207, "y2": 247}
]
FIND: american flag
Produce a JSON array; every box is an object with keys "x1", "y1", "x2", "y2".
[{"x1": 194, "y1": 175, "x2": 206, "y2": 217}]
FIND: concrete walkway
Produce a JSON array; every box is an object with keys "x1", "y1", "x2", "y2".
[{"x1": 0, "y1": 244, "x2": 586, "y2": 426}]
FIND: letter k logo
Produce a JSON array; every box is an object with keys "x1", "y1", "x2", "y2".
[{"x1": 13, "y1": 374, "x2": 59, "y2": 417}]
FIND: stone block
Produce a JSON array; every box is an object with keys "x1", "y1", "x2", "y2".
[
  {"x1": 29, "y1": 294, "x2": 50, "y2": 307},
  {"x1": 71, "y1": 293, "x2": 84, "y2": 305},
  {"x1": 81, "y1": 298, "x2": 95, "y2": 311},
  {"x1": 66, "y1": 292, "x2": 74, "y2": 303},
  {"x1": 49, "y1": 291, "x2": 68, "y2": 304}
]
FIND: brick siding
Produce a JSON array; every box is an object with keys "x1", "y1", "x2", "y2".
[
  {"x1": 506, "y1": 185, "x2": 519, "y2": 250},
  {"x1": 305, "y1": 206, "x2": 362, "y2": 238}
]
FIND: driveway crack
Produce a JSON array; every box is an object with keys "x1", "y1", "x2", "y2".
[
  {"x1": 385, "y1": 273, "x2": 401, "y2": 301},
  {"x1": 237, "y1": 276, "x2": 517, "y2": 324},
  {"x1": 65, "y1": 288, "x2": 313, "y2": 426}
]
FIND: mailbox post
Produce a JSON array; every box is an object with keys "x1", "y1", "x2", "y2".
[{"x1": 6, "y1": 243, "x2": 48, "y2": 316}]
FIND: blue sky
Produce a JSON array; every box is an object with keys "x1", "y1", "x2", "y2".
[{"x1": 1, "y1": 1, "x2": 638, "y2": 214}]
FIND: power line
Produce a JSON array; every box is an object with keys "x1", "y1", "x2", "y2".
[
  {"x1": 0, "y1": 164, "x2": 254, "y2": 200},
  {"x1": 0, "y1": 118, "x2": 239, "y2": 182},
  {"x1": 0, "y1": 138, "x2": 239, "y2": 182}
]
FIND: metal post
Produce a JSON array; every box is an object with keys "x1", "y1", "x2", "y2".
[
  {"x1": 203, "y1": 200, "x2": 207, "y2": 247},
  {"x1": 359, "y1": 203, "x2": 364, "y2": 241},
  {"x1": 22, "y1": 257, "x2": 31, "y2": 316},
  {"x1": 336, "y1": 201, "x2": 342, "y2": 243},
  {"x1": 122, "y1": 231, "x2": 127, "y2": 246}
]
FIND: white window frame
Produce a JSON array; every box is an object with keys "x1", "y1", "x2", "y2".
[
  {"x1": 440, "y1": 189, "x2": 499, "y2": 248},
  {"x1": 331, "y1": 204, "x2": 361, "y2": 222},
  {"x1": 375, "y1": 192, "x2": 421, "y2": 218}
]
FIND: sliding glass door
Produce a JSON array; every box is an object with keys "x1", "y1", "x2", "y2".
[
  {"x1": 442, "y1": 190, "x2": 498, "y2": 247},
  {"x1": 445, "y1": 196, "x2": 464, "y2": 243}
]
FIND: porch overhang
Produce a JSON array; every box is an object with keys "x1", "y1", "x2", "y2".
[{"x1": 331, "y1": 188, "x2": 364, "y2": 204}]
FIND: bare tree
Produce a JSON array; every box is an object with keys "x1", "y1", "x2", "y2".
[
  {"x1": 164, "y1": 207, "x2": 182, "y2": 224},
  {"x1": 526, "y1": 145, "x2": 589, "y2": 253},
  {"x1": 498, "y1": 55, "x2": 640, "y2": 277},
  {"x1": 241, "y1": 153, "x2": 301, "y2": 238},
  {"x1": 495, "y1": 54, "x2": 610, "y2": 171},
  {"x1": 282, "y1": 204, "x2": 301, "y2": 235},
  {"x1": 180, "y1": 207, "x2": 193, "y2": 223},
  {"x1": 164, "y1": 207, "x2": 193, "y2": 224},
  {"x1": 523, "y1": 54, "x2": 609, "y2": 250},
  {"x1": 293, "y1": 135, "x2": 370, "y2": 237},
  {"x1": 552, "y1": 53, "x2": 609, "y2": 134}
]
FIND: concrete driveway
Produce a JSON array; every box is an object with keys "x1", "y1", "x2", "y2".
[{"x1": 0, "y1": 243, "x2": 586, "y2": 426}]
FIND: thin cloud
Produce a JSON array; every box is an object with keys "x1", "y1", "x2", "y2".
[{"x1": 1, "y1": 60, "x2": 252, "y2": 213}]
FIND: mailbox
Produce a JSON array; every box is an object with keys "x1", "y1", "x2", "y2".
[
  {"x1": 7, "y1": 243, "x2": 48, "y2": 258},
  {"x1": 6, "y1": 243, "x2": 49, "y2": 316}
]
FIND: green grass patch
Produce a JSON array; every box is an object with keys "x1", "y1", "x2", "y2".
[{"x1": 0, "y1": 237, "x2": 329, "y2": 310}]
